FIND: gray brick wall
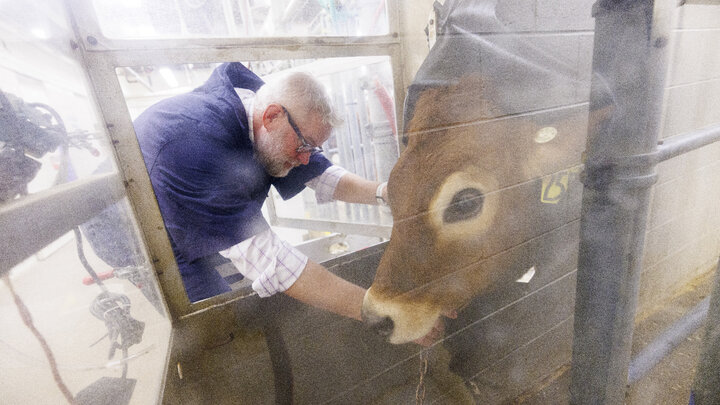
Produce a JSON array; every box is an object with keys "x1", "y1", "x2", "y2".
[{"x1": 641, "y1": 3, "x2": 720, "y2": 316}]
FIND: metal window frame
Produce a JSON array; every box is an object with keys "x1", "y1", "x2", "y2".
[{"x1": 64, "y1": 0, "x2": 404, "y2": 319}]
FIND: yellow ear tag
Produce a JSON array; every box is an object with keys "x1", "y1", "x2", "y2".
[{"x1": 541, "y1": 171, "x2": 570, "y2": 204}]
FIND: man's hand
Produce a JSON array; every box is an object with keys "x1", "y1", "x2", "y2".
[{"x1": 413, "y1": 310, "x2": 458, "y2": 347}]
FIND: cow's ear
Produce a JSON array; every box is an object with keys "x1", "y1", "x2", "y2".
[
  {"x1": 404, "y1": 85, "x2": 450, "y2": 143},
  {"x1": 404, "y1": 74, "x2": 500, "y2": 147}
]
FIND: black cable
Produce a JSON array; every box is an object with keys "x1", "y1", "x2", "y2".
[
  {"x1": 76, "y1": 227, "x2": 144, "y2": 366},
  {"x1": 89, "y1": 290, "x2": 144, "y2": 361},
  {"x1": 3, "y1": 274, "x2": 75, "y2": 404},
  {"x1": 27, "y1": 101, "x2": 72, "y2": 187},
  {"x1": 73, "y1": 227, "x2": 108, "y2": 293},
  {"x1": 27, "y1": 102, "x2": 67, "y2": 131},
  {"x1": 34, "y1": 99, "x2": 142, "y2": 381}
]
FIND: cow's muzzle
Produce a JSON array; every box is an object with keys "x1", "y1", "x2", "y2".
[{"x1": 362, "y1": 309, "x2": 395, "y2": 338}]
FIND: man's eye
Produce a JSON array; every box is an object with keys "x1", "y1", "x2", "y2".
[{"x1": 443, "y1": 188, "x2": 484, "y2": 223}]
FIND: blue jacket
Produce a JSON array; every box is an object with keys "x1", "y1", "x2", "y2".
[{"x1": 134, "y1": 63, "x2": 331, "y2": 301}]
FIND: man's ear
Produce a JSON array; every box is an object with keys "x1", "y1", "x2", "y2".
[{"x1": 262, "y1": 103, "x2": 283, "y2": 129}]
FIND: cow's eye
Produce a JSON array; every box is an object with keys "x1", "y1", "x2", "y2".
[{"x1": 443, "y1": 188, "x2": 484, "y2": 223}]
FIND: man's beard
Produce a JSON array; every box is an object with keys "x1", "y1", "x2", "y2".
[{"x1": 254, "y1": 130, "x2": 295, "y2": 177}]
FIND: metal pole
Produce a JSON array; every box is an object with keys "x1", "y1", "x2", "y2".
[
  {"x1": 628, "y1": 297, "x2": 710, "y2": 384},
  {"x1": 691, "y1": 258, "x2": 720, "y2": 405},
  {"x1": 657, "y1": 123, "x2": 720, "y2": 162},
  {"x1": 570, "y1": 1, "x2": 673, "y2": 404}
]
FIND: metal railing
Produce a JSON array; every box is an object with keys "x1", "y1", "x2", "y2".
[
  {"x1": 570, "y1": 1, "x2": 720, "y2": 403},
  {"x1": 0, "y1": 172, "x2": 124, "y2": 275}
]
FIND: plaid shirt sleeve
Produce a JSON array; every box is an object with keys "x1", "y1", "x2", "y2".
[
  {"x1": 304, "y1": 165, "x2": 348, "y2": 204},
  {"x1": 219, "y1": 228, "x2": 308, "y2": 297}
]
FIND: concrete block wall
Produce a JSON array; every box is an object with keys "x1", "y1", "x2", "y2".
[
  {"x1": 640, "y1": 4, "x2": 720, "y2": 317},
  {"x1": 398, "y1": 0, "x2": 596, "y2": 96}
]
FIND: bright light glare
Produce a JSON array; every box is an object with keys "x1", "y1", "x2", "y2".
[
  {"x1": 159, "y1": 67, "x2": 179, "y2": 88},
  {"x1": 31, "y1": 28, "x2": 50, "y2": 39}
]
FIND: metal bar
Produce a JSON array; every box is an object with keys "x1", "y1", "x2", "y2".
[
  {"x1": 657, "y1": 123, "x2": 720, "y2": 162},
  {"x1": 77, "y1": 44, "x2": 400, "y2": 69},
  {"x1": 1, "y1": 172, "x2": 124, "y2": 274},
  {"x1": 628, "y1": 297, "x2": 709, "y2": 384},
  {"x1": 221, "y1": 0, "x2": 238, "y2": 37},
  {"x1": 345, "y1": 75, "x2": 372, "y2": 224},
  {"x1": 692, "y1": 258, "x2": 720, "y2": 405},
  {"x1": 569, "y1": 1, "x2": 673, "y2": 404},
  {"x1": 273, "y1": 217, "x2": 391, "y2": 239},
  {"x1": 122, "y1": 67, "x2": 154, "y2": 91},
  {"x1": 681, "y1": 0, "x2": 720, "y2": 5},
  {"x1": 78, "y1": 53, "x2": 190, "y2": 318}
]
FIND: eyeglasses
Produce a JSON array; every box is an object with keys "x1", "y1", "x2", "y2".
[{"x1": 281, "y1": 106, "x2": 323, "y2": 154}]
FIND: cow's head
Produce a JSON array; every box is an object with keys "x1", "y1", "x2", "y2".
[{"x1": 361, "y1": 74, "x2": 587, "y2": 343}]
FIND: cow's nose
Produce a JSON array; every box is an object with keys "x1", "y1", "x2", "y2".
[{"x1": 366, "y1": 315, "x2": 394, "y2": 337}]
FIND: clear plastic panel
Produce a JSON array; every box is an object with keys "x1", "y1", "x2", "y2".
[
  {"x1": 117, "y1": 57, "x2": 397, "y2": 250},
  {"x1": 1, "y1": 0, "x2": 107, "y2": 204},
  {"x1": 2, "y1": 199, "x2": 169, "y2": 404},
  {"x1": 0, "y1": 1, "x2": 171, "y2": 403},
  {"x1": 267, "y1": 57, "x2": 397, "y2": 235},
  {"x1": 92, "y1": 0, "x2": 390, "y2": 39}
]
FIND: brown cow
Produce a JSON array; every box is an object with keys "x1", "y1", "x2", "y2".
[{"x1": 361, "y1": 74, "x2": 588, "y2": 344}]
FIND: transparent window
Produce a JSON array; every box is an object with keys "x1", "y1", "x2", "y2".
[
  {"x1": 92, "y1": 0, "x2": 390, "y2": 39},
  {"x1": 1, "y1": 2, "x2": 171, "y2": 403},
  {"x1": 117, "y1": 57, "x2": 397, "y2": 264},
  {"x1": 264, "y1": 57, "x2": 397, "y2": 242},
  {"x1": 0, "y1": 10, "x2": 102, "y2": 202}
]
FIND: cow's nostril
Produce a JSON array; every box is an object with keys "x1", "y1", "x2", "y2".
[{"x1": 368, "y1": 316, "x2": 394, "y2": 337}]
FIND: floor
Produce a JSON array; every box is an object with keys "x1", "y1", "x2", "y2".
[
  {"x1": 159, "y1": 270, "x2": 717, "y2": 405},
  {"x1": 520, "y1": 271, "x2": 714, "y2": 405},
  {"x1": 8, "y1": 235, "x2": 713, "y2": 404},
  {"x1": 1, "y1": 235, "x2": 171, "y2": 405}
]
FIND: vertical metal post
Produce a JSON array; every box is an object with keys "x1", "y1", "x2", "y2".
[
  {"x1": 570, "y1": 1, "x2": 673, "y2": 403},
  {"x1": 691, "y1": 258, "x2": 720, "y2": 405}
]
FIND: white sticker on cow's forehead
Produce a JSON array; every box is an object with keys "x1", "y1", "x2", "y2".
[
  {"x1": 428, "y1": 169, "x2": 499, "y2": 243},
  {"x1": 516, "y1": 266, "x2": 536, "y2": 283},
  {"x1": 534, "y1": 126, "x2": 558, "y2": 144}
]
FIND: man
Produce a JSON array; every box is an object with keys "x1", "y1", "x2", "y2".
[{"x1": 134, "y1": 62, "x2": 402, "y2": 327}]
